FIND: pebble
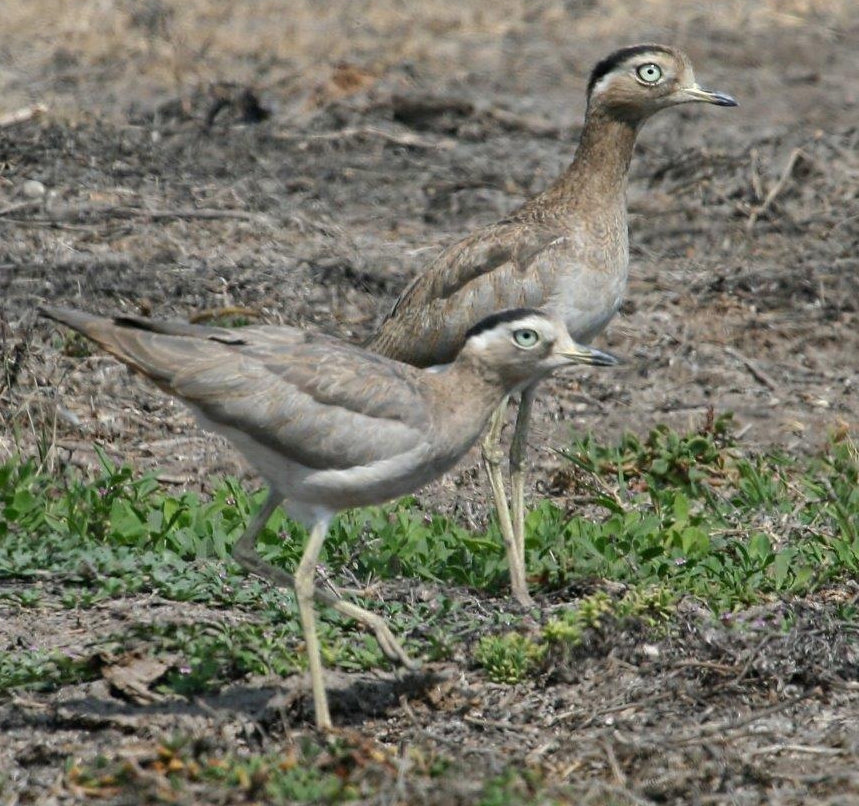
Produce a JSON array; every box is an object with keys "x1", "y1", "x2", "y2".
[{"x1": 21, "y1": 179, "x2": 46, "y2": 198}]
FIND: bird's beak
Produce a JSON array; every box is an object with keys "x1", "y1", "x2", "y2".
[
  {"x1": 679, "y1": 84, "x2": 738, "y2": 107},
  {"x1": 559, "y1": 342, "x2": 619, "y2": 367}
]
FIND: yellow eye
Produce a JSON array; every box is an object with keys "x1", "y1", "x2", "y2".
[
  {"x1": 513, "y1": 328, "x2": 539, "y2": 348},
  {"x1": 636, "y1": 63, "x2": 663, "y2": 84}
]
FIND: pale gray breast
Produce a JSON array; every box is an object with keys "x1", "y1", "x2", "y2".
[
  {"x1": 539, "y1": 208, "x2": 629, "y2": 341},
  {"x1": 370, "y1": 204, "x2": 628, "y2": 365}
]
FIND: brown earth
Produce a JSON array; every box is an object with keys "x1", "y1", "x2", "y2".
[{"x1": 2, "y1": 1, "x2": 859, "y2": 803}]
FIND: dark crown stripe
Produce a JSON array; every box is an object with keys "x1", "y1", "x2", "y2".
[
  {"x1": 587, "y1": 44, "x2": 673, "y2": 97},
  {"x1": 464, "y1": 308, "x2": 544, "y2": 341}
]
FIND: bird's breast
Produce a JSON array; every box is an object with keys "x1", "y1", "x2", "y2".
[{"x1": 541, "y1": 219, "x2": 629, "y2": 342}]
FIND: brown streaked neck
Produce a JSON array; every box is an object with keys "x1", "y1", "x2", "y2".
[{"x1": 537, "y1": 105, "x2": 642, "y2": 211}]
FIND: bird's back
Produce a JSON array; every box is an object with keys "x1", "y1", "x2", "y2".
[{"x1": 368, "y1": 198, "x2": 628, "y2": 367}]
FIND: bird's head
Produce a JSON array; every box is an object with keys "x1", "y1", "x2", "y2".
[
  {"x1": 460, "y1": 308, "x2": 617, "y2": 392},
  {"x1": 586, "y1": 44, "x2": 737, "y2": 123}
]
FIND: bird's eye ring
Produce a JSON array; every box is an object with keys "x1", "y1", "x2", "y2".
[
  {"x1": 636, "y1": 63, "x2": 663, "y2": 84},
  {"x1": 513, "y1": 328, "x2": 540, "y2": 348}
]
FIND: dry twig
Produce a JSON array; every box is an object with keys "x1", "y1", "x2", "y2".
[
  {"x1": 274, "y1": 126, "x2": 456, "y2": 150},
  {"x1": 0, "y1": 103, "x2": 48, "y2": 128},
  {"x1": 0, "y1": 203, "x2": 275, "y2": 226},
  {"x1": 746, "y1": 147, "x2": 806, "y2": 232},
  {"x1": 724, "y1": 346, "x2": 779, "y2": 391},
  {"x1": 658, "y1": 691, "x2": 815, "y2": 748},
  {"x1": 0, "y1": 200, "x2": 44, "y2": 217}
]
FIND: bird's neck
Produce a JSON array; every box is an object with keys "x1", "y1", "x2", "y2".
[
  {"x1": 442, "y1": 354, "x2": 531, "y2": 415},
  {"x1": 538, "y1": 107, "x2": 641, "y2": 211}
]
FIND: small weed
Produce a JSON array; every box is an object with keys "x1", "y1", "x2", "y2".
[
  {"x1": 64, "y1": 734, "x2": 567, "y2": 804},
  {"x1": 2, "y1": 418, "x2": 859, "y2": 701},
  {"x1": 543, "y1": 591, "x2": 610, "y2": 645},
  {"x1": 615, "y1": 585, "x2": 676, "y2": 625},
  {"x1": 1, "y1": 586, "x2": 43, "y2": 608},
  {"x1": 474, "y1": 632, "x2": 545, "y2": 683},
  {"x1": 111, "y1": 620, "x2": 307, "y2": 696},
  {"x1": 67, "y1": 738, "x2": 349, "y2": 804},
  {"x1": 544, "y1": 586, "x2": 675, "y2": 646},
  {"x1": 59, "y1": 331, "x2": 93, "y2": 358},
  {"x1": 567, "y1": 412, "x2": 736, "y2": 494},
  {"x1": 0, "y1": 648, "x2": 98, "y2": 691},
  {"x1": 478, "y1": 768, "x2": 545, "y2": 806}
]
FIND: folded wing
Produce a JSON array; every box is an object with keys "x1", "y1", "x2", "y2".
[{"x1": 40, "y1": 306, "x2": 431, "y2": 471}]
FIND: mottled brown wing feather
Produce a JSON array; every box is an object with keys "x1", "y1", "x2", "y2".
[
  {"x1": 370, "y1": 220, "x2": 564, "y2": 365},
  {"x1": 386, "y1": 220, "x2": 562, "y2": 317},
  {"x1": 171, "y1": 339, "x2": 431, "y2": 470}
]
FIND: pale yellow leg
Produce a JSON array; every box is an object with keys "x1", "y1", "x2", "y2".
[
  {"x1": 481, "y1": 397, "x2": 534, "y2": 608},
  {"x1": 509, "y1": 382, "x2": 538, "y2": 586},
  {"x1": 231, "y1": 495, "x2": 420, "y2": 690},
  {"x1": 294, "y1": 519, "x2": 333, "y2": 730}
]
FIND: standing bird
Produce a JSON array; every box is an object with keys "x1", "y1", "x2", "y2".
[
  {"x1": 39, "y1": 304, "x2": 616, "y2": 730},
  {"x1": 368, "y1": 44, "x2": 737, "y2": 607}
]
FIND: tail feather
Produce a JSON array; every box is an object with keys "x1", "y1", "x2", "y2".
[
  {"x1": 38, "y1": 305, "x2": 113, "y2": 339},
  {"x1": 112, "y1": 313, "x2": 243, "y2": 343},
  {"x1": 38, "y1": 305, "x2": 227, "y2": 385}
]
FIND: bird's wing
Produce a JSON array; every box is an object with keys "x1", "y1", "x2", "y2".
[
  {"x1": 174, "y1": 334, "x2": 433, "y2": 471},
  {"x1": 386, "y1": 219, "x2": 564, "y2": 319},
  {"x1": 369, "y1": 220, "x2": 565, "y2": 365},
  {"x1": 111, "y1": 313, "x2": 248, "y2": 343},
  {"x1": 40, "y1": 306, "x2": 431, "y2": 471}
]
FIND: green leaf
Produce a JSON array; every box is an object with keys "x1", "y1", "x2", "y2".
[
  {"x1": 681, "y1": 526, "x2": 710, "y2": 556},
  {"x1": 772, "y1": 549, "x2": 794, "y2": 588},
  {"x1": 748, "y1": 533, "x2": 772, "y2": 562},
  {"x1": 672, "y1": 493, "x2": 689, "y2": 525}
]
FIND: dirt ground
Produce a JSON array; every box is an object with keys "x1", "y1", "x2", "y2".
[{"x1": 2, "y1": 0, "x2": 859, "y2": 803}]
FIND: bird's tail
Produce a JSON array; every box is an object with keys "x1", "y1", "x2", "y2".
[{"x1": 38, "y1": 305, "x2": 236, "y2": 386}]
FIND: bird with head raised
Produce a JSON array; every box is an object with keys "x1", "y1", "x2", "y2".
[
  {"x1": 367, "y1": 44, "x2": 737, "y2": 607},
  {"x1": 39, "y1": 303, "x2": 616, "y2": 730}
]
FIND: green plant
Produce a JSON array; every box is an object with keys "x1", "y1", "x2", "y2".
[
  {"x1": 544, "y1": 586, "x2": 676, "y2": 646},
  {"x1": 525, "y1": 420, "x2": 859, "y2": 611},
  {"x1": 1, "y1": 586, "x2": 43, "y2": 607},
  {"x1": 566, "y1": 412, "x2": 736, "y2": 494},
  {"x1": 474, "y1": 632, "x2": 545, "y2": 684},
  {"x1": 0, "y1": 648, "x2": 98, "y2": 692},
  {"x1": 2, "y1": 420, "x2": 859, "y2": 703}
]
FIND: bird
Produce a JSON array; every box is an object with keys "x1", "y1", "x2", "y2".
[
  {"x1": 367, "y1": 44, "x2": 737, "y2": 607},
  {"x1": 39, "y1": 304, "x2": 617, "y2": 730}
]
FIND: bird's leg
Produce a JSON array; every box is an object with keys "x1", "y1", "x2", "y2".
[
  {"x1": 315, "y1": 595, "x2": 421, "y2": 672},
  {"x1": 237, "y1": 506, "x2": 335, "y2": 729},
  {"x1": 294, "y1": 519, "x2": 333, "y2": 730},
  {"x1": 232, "y1": 492, "x2": 283, "y2": 576},
  {"x1": 509, "y1": 382, "x2": 538, "y2": 586},
  {"x1": 481, "y1": 398, "x2": 534, "y2": 608},
  {"x1": 232, "y1": 493, "x2": 420, "y2": 673}
]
